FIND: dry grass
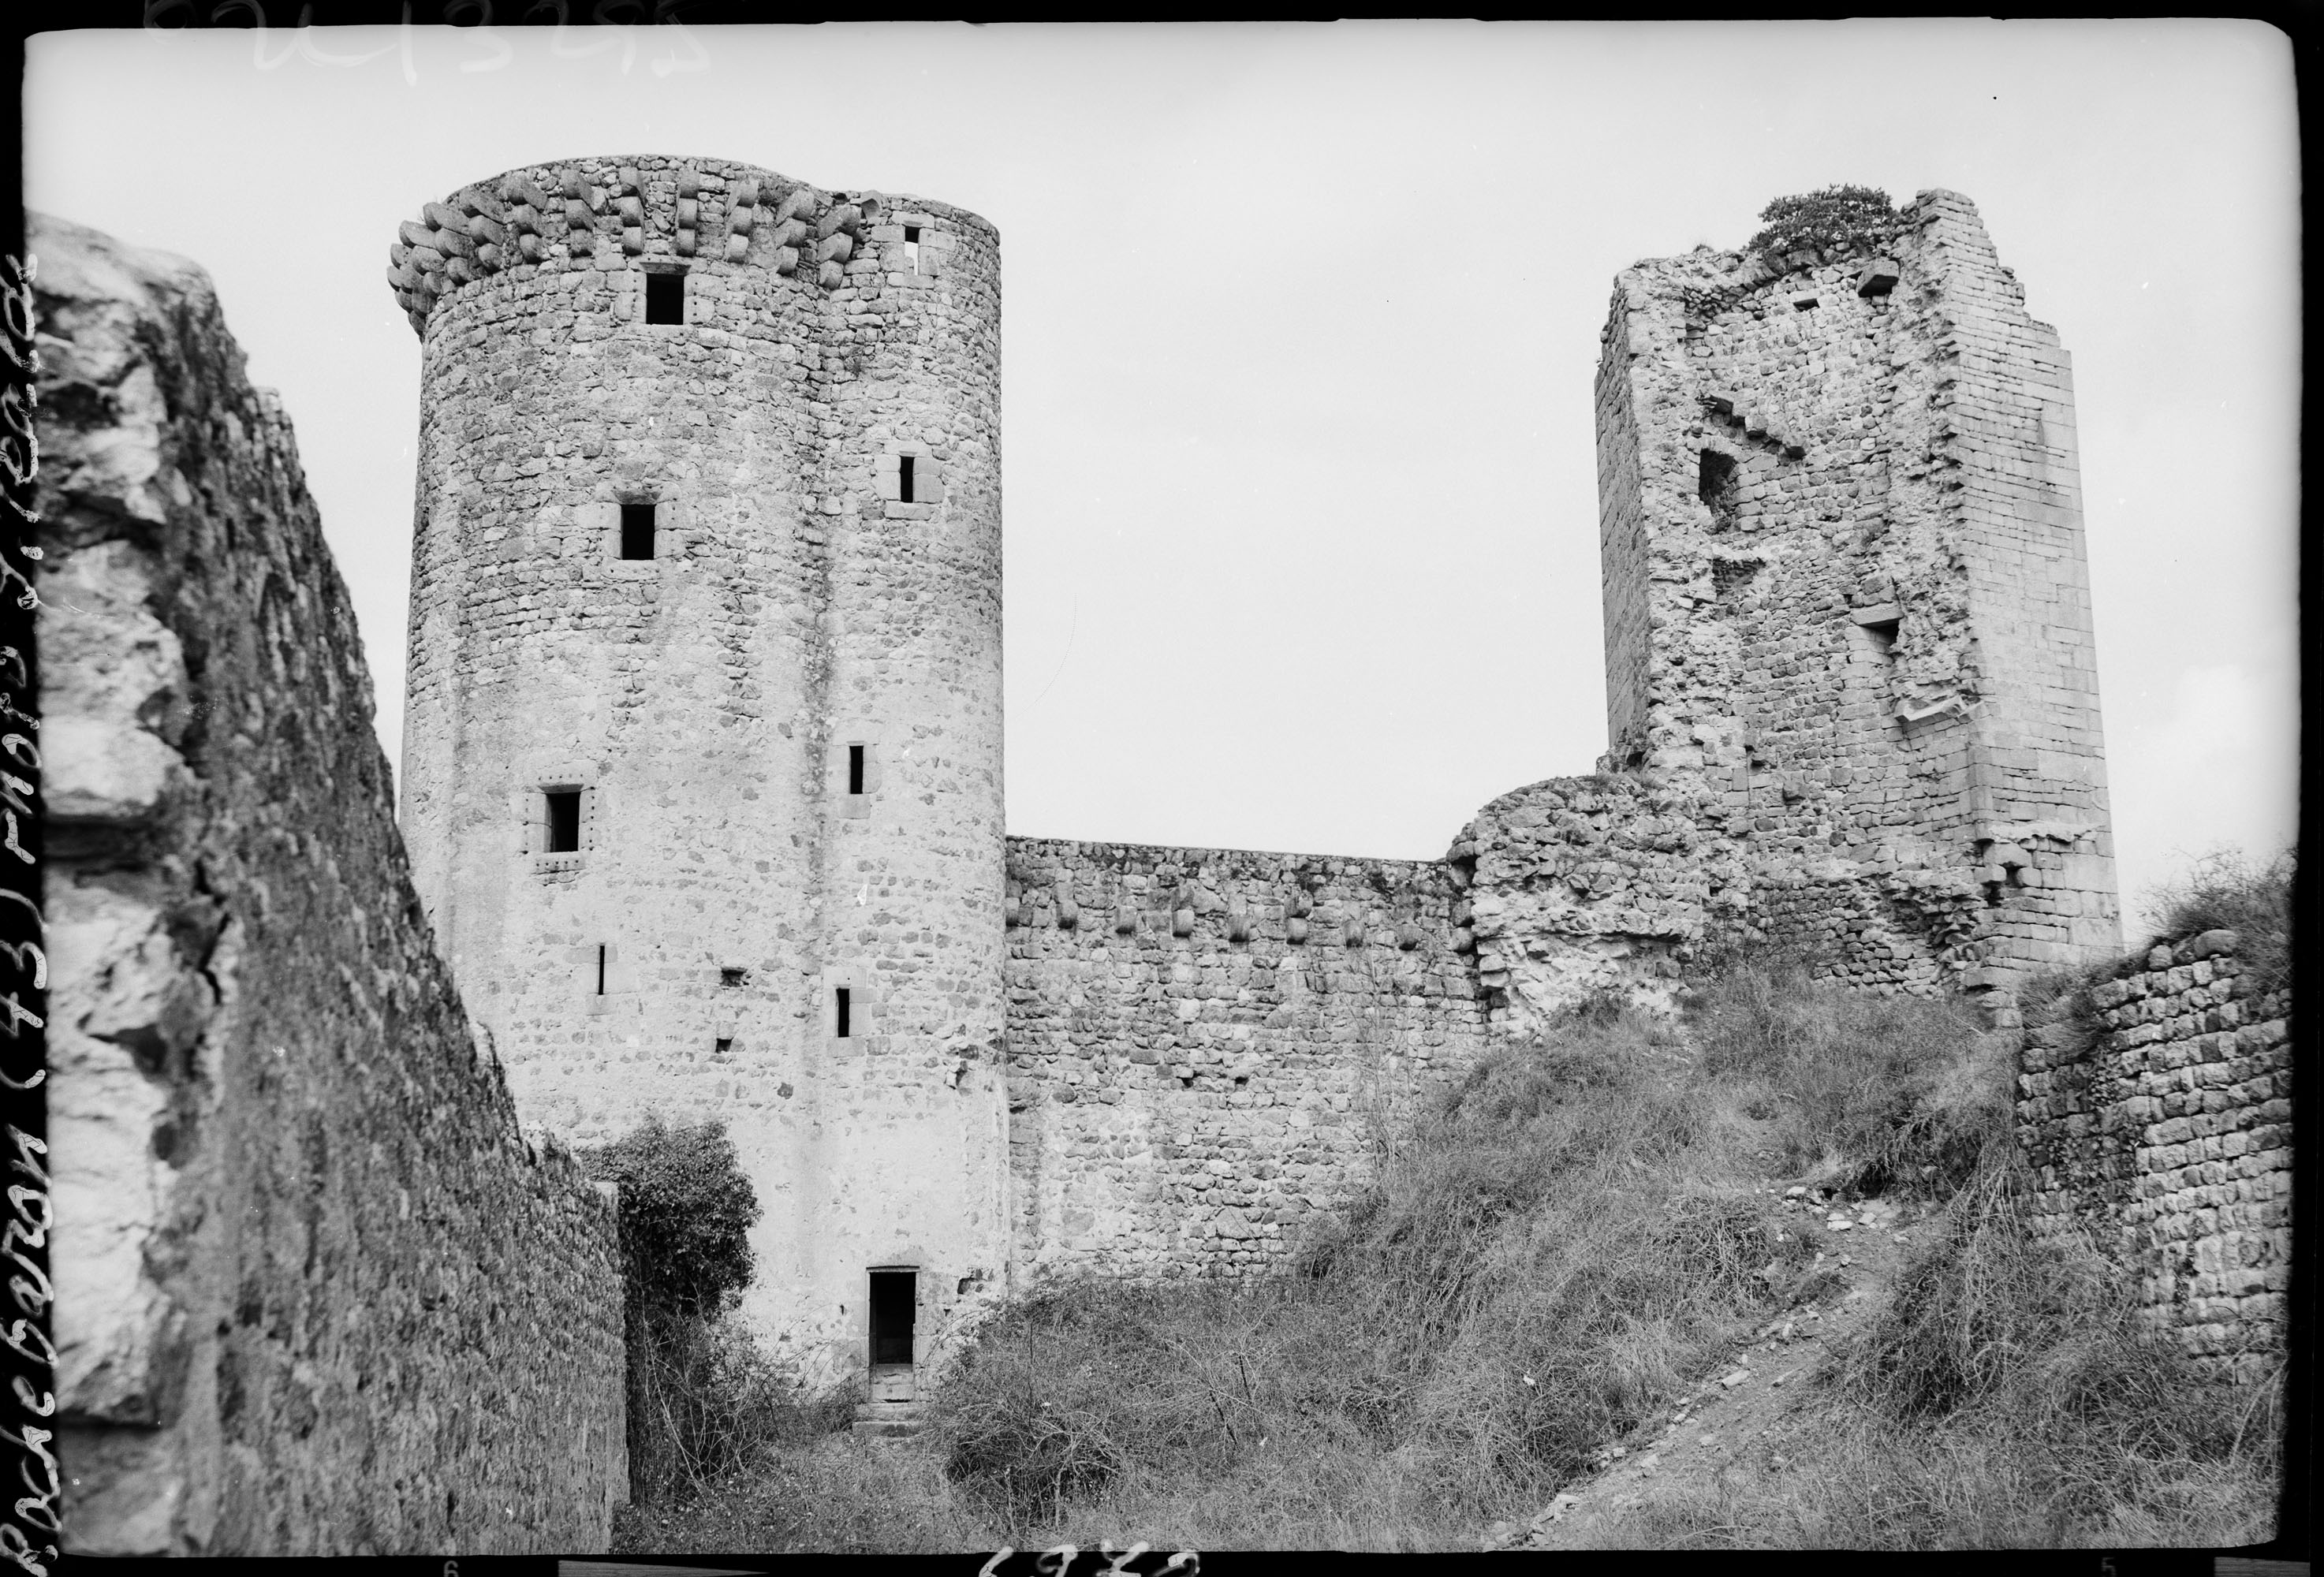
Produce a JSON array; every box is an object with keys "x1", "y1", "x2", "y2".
[
  {"x1": 631, "y1": 956, "x2": 2284, "y2": 1553},
  {"x1": 619, "y1": 1314, "x2": 856, "y2": 1508},
  {"x1": 614, "y1": 1430, "x2": 991, "y2": 1554},
  {"x1": 1687, "y1": 959, "x2": 2002, "y2": 1198},
  {"x1": 1583, "y1": 1147, "x2": 2284, "y2": 1549},
  {"x1": 925, "y1": 963, "x2": 2014, "y2": 1549},
  {"x1": 2143, "y1": 845, "x2": 2294, "y2": 997}
]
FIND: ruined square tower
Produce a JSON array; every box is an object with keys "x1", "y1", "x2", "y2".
[{"x1": 1591, "y1": 189, "x2": 2120, "y2": 1012}]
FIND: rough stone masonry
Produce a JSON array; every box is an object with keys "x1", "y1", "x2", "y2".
[
  {"x1": 2018, "y1": 930, "x2": 2292, "y2": 1381},
  {"x1": 32, "y1": 165, "x2": 2244, "y2": 1552},
  {"x1": 35, "y1": 214, "x2": 626, "y2": 1557},
  {"x1": 382, "y1": 165, "x2": 2132, "y2": 1388}
]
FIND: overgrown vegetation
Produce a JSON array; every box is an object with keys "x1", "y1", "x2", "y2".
[
  {"x1": 611, "y1": 945, "x2": 2283, "y2": 1553},
  {"x1": 1747, "y1": 184, "x2": 1897, "y2": 260},
  {"x1": 580, "y1": 1117, "x2": 837, "y2": 1512},
  {"x1": 2143, "y1": 844, "x2": 2294, "y2": 997},
  {"x1": 2018, "y1": 842, "x2": 2296, "y2": 1060},
  {"x1": 916, "y1": 963, "x2": 2054, "y2": 1550},
  {"x1": 1592, "y1": 1146, "x2": 2281, "y2": 1549}
]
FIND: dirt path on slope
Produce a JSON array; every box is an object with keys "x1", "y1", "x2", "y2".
[{"x1": 1485, "y1": 1187, "x2": 1930, "y2": 1551}]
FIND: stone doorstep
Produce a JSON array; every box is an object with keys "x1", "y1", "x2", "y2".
[
  {"x1": 868, "y1": 1363, "x2": 916, "y2": 1404},
  {"x1": 852, "y1": 1399, "x2": 927, "y2": 1440}
]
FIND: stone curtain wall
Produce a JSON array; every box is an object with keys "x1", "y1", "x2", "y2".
[
  {"x1": 1584, "y1": 188, "x2": 2117, "y2": 1008},
  {"x1": 2017, "y1": 932, "x2": 2292, "y2": 1381},
  {"x1": 33, "y1": 214, "x2": 626, "y2": 1556},
  {"x1": 1002, "y1": 838, "x2": 1487, "y2": 1281},
  {"x1": 395, "y1": 155, "x2": 1010, "y2": 1385}
]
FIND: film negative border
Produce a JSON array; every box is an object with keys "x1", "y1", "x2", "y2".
[{"x1": 0, "y1": 247, "x2": 55, "y2": 1575}]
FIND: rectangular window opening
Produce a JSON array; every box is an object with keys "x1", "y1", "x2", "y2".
[
  {"x1": 1697, "y1": 449, "x2": 1736, "y2": 507},
  {"x1": 714, "y1": 1036, "x2": 733, "y2": 1057},
  {"x1": 546, "y1": 788, "x2": 582, "y2": 852},
  {"x1": 904, "y1": 226, "x2": 921, "y2": 274},
  {"x1": 620, "y1": 502, "x2": 657, "y2": 560},
  {"x1": 720, "y1": 967, "x2": 746, "y2": 988},
  {"x1": 1792, "y1": 296, "x2": 1819, "y2": 312},
  {"x1": 596, "y1": 943, "x2": 606, "y2": 996},
  {"x1": 835, "y1": 986, "x2": 852, "y2": 1038},
  {"x1": 898, "y1": 455, "x2": 916, "y2": 504},
  {"x1": 869, "y1": 1269, "x2": 916, "y2": 1367},
  {"x1": 645, "y1": 270, "x2": 685, "y2": 325},
  {"x1": 848, "y1": 744, "x2": 867, "y2": 795}
]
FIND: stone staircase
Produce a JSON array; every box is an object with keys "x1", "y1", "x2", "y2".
[
  {"x1": 851, "y1": 1363, "x2": 925, "y2": 1441},
  {"x1": 851, "y1": 1398, "x2": 926, "y2": 1440}
]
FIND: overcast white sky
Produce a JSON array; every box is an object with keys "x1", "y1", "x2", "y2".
[{"x1": 24, "y1": 20, "x2": 2300, "y2": 942}]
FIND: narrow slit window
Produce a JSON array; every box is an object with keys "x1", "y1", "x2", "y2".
[
  {"x1": 546, "y1": 789, "x2": 582, "y2": 852},
  {"x1": 620, "y1": 502, "x2": 657, "y2": 560},
  {"x1": 645, "y1": 270, "x2": 685, "y2": 325},
  {"x1": 904, "y1": 225, "x2": 921, "y2": 273},
  {"x1": 898, "y1": 455, "x2": 916, "y2": 504},
  {"x1": 835, "y1": 986, "x2": 852, "y2": 1039},
  {"x1": 596, "y1": 944, "x2": 606, "y2": 996},
  {"x1": 848, "y1": 744, "x2": 867, "y2": 795}
]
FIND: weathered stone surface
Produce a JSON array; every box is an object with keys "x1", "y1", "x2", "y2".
[
  {"x1": 1580, "y1": 188, "x2": 2119, "y2": 1008},
  {"x1": 392, "y1": 158, "x2": 1009, "y2": 1386},
  {"x1": 1004, "y1": 839, "x2": 1486, "y2": 1281},
  {"x1": 366, "y1": 172, "x2": 2132, "y2": 1419},
  {"x1": 34, "y1": 213, "x2": 625, "y2": 1556},
  {"x1": 2016, "y1": 933, "x2": 2291, "y2": 1383},
  {"x1": 1455, "y1": 774, "x2": 1708, "y2": 1033}
]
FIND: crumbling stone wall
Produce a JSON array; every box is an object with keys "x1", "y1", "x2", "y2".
[
  {"x1": 34, "y1": 214, "x2": 626, "y2": 1556},
  {"x1": 1452, "y1": 774, "x2": 1718, "y2": 1034},
  {"x1": 2016, "y1": 932, "x2": 2292, "y2": 1381},
  {"x1": 1002, "y1": 838, "x2": 1487, "y2": 1281},
  {"x1": 1586, "y1": 188, "x2": 2117, "y2": 1015}
]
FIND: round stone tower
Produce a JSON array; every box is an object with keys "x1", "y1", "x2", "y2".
[{"x1": 388, "y1": 155, "x2": 1008, "y2": 1386}]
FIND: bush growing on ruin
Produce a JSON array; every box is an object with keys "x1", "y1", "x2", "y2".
[
  {"x1": 1747, "y1": 185, "x2": 1897, "y2": 260},
  {"x1": 581, "y1": 1117, "x2": 828, "y2": 1507},
  {"x1": 581, "y1": 1115, "x2": 760, "y2": 1319},
  {"x1": 2145, "y1": 844, "x2": 2294, "y2": 997}
]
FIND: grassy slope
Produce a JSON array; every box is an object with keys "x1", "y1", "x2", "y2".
[{"x1": 615, "y1": 952, "x2": 2285, "y2": 1554}]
